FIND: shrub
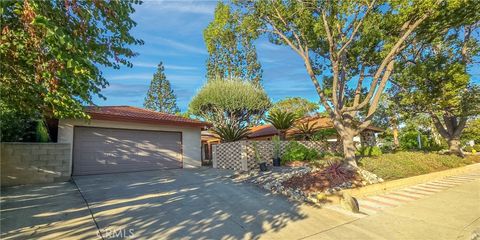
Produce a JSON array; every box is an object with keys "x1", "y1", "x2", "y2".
[
  {"x1": 324, "y1": 161, "x2": 356, "y2": 186},
  {"x1": 464, "y1": 146, "x2": 474, "y2": 152},
  {"x1": 281, "y1": 141, "x2": 319, "y2": 164},
  {"x1": 356, "y1": 146, "x2": 382, "y2": 157},
  {"x1": 465, "y1": 145, "x2": 480, "y2": 153},
  {"x1": 359, "y1": 152, "x2": 479, "y2": 180}
]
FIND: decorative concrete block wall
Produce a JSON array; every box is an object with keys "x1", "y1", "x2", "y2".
[
  {"x1": 212, "y1": 140, "x2": 340, "y2": 171},
  {"x1": 1, "y1": 143, "x2": 71, "y2": 187}
]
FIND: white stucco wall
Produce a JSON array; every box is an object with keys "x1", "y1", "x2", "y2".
[{"x1": 58, "y1": 119, "x2": 202, "y2": 170}]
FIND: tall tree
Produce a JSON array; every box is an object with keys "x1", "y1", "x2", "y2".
[
  {"x1": 392, "y1": 23, "x2": 480, "y2": 156},
  {"x1": 0, "y1": 0, "x2": 143, "y2": 119},
  {"x1": 144, "y1": 62, "x2": 180, "y2": 114},
  {"x1": 204, "y1": 2, "x2": 262, "y2": 85},
  {"x1": 237, "y1": 0, "x2": 473, "y2": 166},
  {"x1": 271, "y1": 97, "x2": 319, "y2": 118},
  {"x1": 188, "y1": 78, "x2": 271, "y2": 128}
]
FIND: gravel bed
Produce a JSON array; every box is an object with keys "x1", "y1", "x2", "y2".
[{"x1": 233, "y1": 165, "x2": 384, "y2": 205}]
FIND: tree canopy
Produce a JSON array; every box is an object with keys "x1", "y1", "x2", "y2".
[
  {"x1": 270, "y1": 97, "x2": 319, "y2": 118},
  {"x1": 392, "y1": 23, "x2": 480, "y2": 155},
  {"x1": 235, "y1": 0, "x2": 475, "y2": 166},
  {"x1": 144, "y1": 62, "x2": 180, "y2": 114},
  {"x1": 0, "y1": 0, "x2": 143, "y2": 119},
  {"x1": 203, "y1": 2, "x2": 262, "y2": 85},
  {"x1": 188, "y1": 78, "x2": 271, "y2": 128}
]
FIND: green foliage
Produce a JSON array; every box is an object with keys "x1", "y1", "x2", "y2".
[
  {"x1": 235, "y1": 0, "x2": 475, "y2": 165},
  {"x1": 399, "y1": 130, "x2": 445, "y2": 151},
  {"x1": 355, "y1": 146, "x2": 382, "y2": 157},
  {"x1": 266, "y1": 110, "x2": 297, "y2": 140},
  {"x1": 35, "y1": 121, "x2": 50, "y2": 142},
  {"x1": 464, "y1": 145, "x2": 480, "y2": 153},
  {"x1": 294, "y1": 121, "x2": 318, "y2": 140},
  {"x1": 270, "y1": 97, "x2": 319, "y2": 118},
  {"x1": 144, "y1": 62, "x2": 180, "y2": 114},
  {"x1": 0, "y1": 104, "x2": 36, "y2": 142},
  {"x1": 272, "y1": 135, "x2": 281, "y2": 159},
  {"x1": 311, "y1": 129, "x2": 338, "y2": 141},
  {"x1": 252, "y1": 142, "x2": 264, "y2": 163},
  {"x1": 188, "y1": 78, "x2": 271, "y2": 127},
  {"x1": 1, "y1": 0, "x2": 143, "y2": 119},
  {"x1": 211, "y1": 124, "x2": 249, "y2": 142},
  {"x1": 204, "y1": 2, "x2": 262, "y2": 85},
  {"x1": 461, "y1": 119, "x2": 480, "y2": 145},
  {"x1": 359, "y1": 152, "x2": 480, "y2": 180},
  {"x1": 281, "y1": 141, "x2": 319, "y2": 164}
]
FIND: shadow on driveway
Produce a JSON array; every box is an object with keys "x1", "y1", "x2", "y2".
[
  {"x1": 73, "y1": 168, "x2": 308, "y2": 239},
  {"x1": 1, "y1": 182, "x2": 100, "y2": 239},
  {"x1": 1, "y1": 168, "x2": 355, "y2": 239}
]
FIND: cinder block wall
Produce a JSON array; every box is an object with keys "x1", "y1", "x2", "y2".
[{"x1": 1, "y1": 143, "x2": 71, "y2": 187}]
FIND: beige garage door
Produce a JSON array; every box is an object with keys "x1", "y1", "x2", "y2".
[{"x1": 73, "y1": 127, "x2": 182, "y2": 175}]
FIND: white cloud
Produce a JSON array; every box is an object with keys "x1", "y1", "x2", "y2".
[
  {"x1": 107, "y1": 74, "x2": 152, "y2": 81},
  {"x1": 139, "y1": 1, "x2": 216, "y2": 15},
  {"x1": 132, "y1": 61, "x2": 199, "y2": 71},
  {"x1": 154, "y1": 36, "x2": 207, "y2": 55}
]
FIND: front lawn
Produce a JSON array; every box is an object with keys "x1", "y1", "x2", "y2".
[{"x1": 359, "y1": 152, "x2": 480, "y2": 181}]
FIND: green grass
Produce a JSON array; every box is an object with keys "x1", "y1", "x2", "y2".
[{"x1": 358, "y1": 151, "x2": 480, "y2": 180}]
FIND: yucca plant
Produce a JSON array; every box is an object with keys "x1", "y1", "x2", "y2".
[
  {"x1": 295, "y1": 121, "x2": 318, "y2": 140},
  {"x1": 212, "y1": 124, "x2": 250, "y2": 142},
  {"x1": 266, "y1": 110, "x2": 297, "y2": 140}
]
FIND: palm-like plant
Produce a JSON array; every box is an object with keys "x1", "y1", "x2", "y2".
[
  {"x1": 266, "y1": 111, "x2": 297, "y2": 140},
  {"x1": 295, "y1": 121, "x2": 318, "y2": 140},
  {"x1": 212, "y1": 124, "x2": 250, "y2": 142}
]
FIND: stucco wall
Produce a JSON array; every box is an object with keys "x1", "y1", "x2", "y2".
[
  {"x1": 1, "y1": 143, "x2": 71, "y2": 187},
  {"x1": 58, "y1": 119, "x2": 202, "y2": 169}
]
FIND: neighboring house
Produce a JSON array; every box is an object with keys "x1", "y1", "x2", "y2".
[
  {"x1": 57, "y1": 106, "x2": 211, "y2": 175},
  {"x1": 247, "y1": 116, "x2": 383, "y2": 146},
  {"x1": 201, "y1": 116, "x2": 383, "y2": 154}
]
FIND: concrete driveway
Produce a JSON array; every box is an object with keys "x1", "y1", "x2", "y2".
[
  {"x1": 3, "y1": 168, "x2": 478, "y2": 239},
  {"x1": 1, "y1": 168, "x2": 354, "y2": 239},
  {"x1": 71, "y1": 168, "x2": 353, "y2": 239}
]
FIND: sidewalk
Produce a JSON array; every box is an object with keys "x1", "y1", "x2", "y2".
[{"x1": 303, "y1": 174, "x2": 480, "y2": 239}]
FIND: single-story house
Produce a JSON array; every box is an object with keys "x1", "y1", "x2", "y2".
[
  {"x1": 57, "y1": 106, "x2": 211, "y2": 175},
  {"x1": 201, "y1": 116, "x2": 383, "y2": 158},
  {"x1": 247, "y1": 116, "x2": 384, "y2": 145}
]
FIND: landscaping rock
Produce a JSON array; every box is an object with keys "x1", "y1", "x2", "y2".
[
  {"x1": 236, "y1": 165, "x2": 384, "y2": 207},
  {"x1": 340, "y1": 193, "x2": 360, "y2": 213}
]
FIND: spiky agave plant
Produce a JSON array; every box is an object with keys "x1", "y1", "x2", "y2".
[
  {"x1": 295, "y1": 121, "x2": 318, "y2": 140},
  {"x1": 266, "y1": 110, "x2": 297, "y2": 140},
  {"x1": 323, "y1": 160, "x2": 355, "y2": 186},
  {"x1": 212, "y1": 124, "x2": 250, "y2": 142}
]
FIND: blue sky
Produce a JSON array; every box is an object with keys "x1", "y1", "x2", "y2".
[
  {"x1": 95, "y1": 1, "x2": 480, "y2": 112},
  {"x1": 95, "y1": 1, "x2": 318, "y2": 112}
]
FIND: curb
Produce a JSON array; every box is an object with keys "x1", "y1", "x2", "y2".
[{"x1": 341, "y1": 163, "x2": 480, "y2": 198}]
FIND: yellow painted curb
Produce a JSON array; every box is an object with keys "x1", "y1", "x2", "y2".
[{"x1": 342, "y1": 163, "x2": 480, "y2": 198}]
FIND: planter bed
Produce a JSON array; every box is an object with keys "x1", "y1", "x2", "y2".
[{"x1": 233, "y1": 163, "x2": 383, "y2": 205}]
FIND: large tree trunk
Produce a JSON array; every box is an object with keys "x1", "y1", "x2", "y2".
[
  {"x1": 430, "y1": 113, "x2": 467, "y2": 157},
  {"x1": 340, "y1": 129, "x2": 357, "y2": 168},
  {"x1": 447, "y1": 137, "x2": 463, "y2": 157},
  {"x1": 390, "y1": 116, "x2": 399, "y2": 148}
]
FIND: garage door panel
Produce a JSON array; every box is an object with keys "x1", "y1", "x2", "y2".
[{"x1": 73, "y1": 127, "x2": 182, "y2": 175}]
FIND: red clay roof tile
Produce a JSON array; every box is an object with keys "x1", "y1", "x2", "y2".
[{"x1": 84, "y1": 106, "x2": 211, "y2": 128}]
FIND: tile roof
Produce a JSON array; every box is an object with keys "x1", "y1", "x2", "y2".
[
  {"x1": 84, "y1": 106, "x2": 212, "y2": 128},
  {"x1": 247, "y1": 124, "x2": 278, "y2": 138},
  {"x1": 247, "y1": 116, "x2": 384, "y2": 138}
]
